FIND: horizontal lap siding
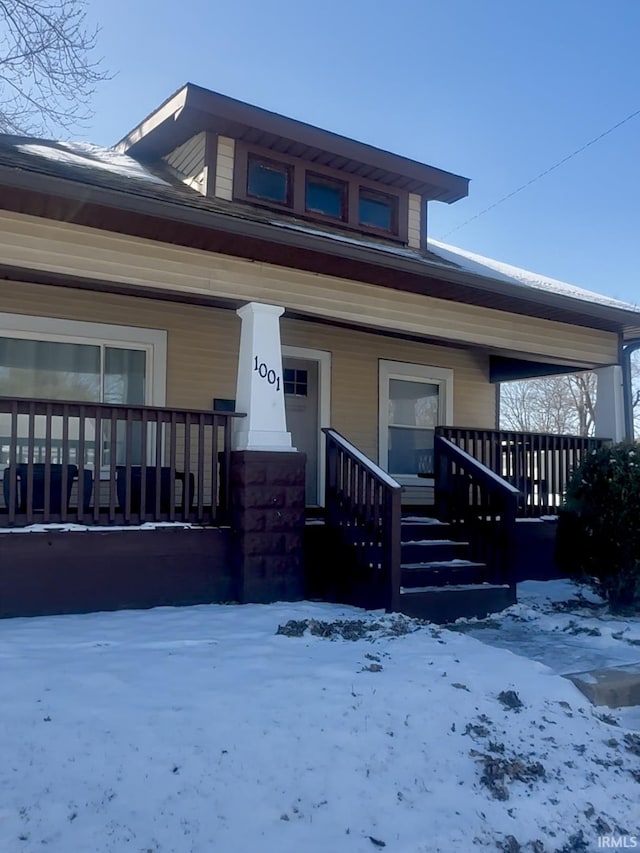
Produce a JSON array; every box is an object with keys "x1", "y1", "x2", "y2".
[
  {"x1": 407, "y1": 193, "x2": 422, "y2": 249},
  {"x1": 214, "y1": 136, "x2": 235, "y2": 200},
  {"x1": 0, "y1": 211, "x2": 619, "y2": 366},
  {"x1": 0, "y1": 282, "x2": 238, "y2": 409},
  {"x1": 164, "y1": 132, "x2": 207, "y2": 194},
  {"x1": 0, "y1": 284, "x2": 494, "y2": 465},
  {"x1": 281, "y1": 318, "x2": 494, "y2": 462}
]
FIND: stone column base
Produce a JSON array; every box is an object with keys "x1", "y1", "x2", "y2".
[{"x1": 230, "y1": 450, "x2": 306, "y2": 603}]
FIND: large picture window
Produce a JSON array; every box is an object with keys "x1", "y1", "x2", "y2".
[
  {"x1": 0, "y1": 315, "x2": 166, "y2": 470},
  {"x1": 0, "y1": 338, "x2": 146, "y2": 405},
  {"x1": 379, "y1": 360, "x2": 453, "y2": 483}
]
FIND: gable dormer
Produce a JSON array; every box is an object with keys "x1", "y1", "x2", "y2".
[{"x1": 117, "y1": 83, "x2": 469, "y2": 251}]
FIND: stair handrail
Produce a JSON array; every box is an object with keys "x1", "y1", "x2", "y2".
[
  {"x1": 435, "y1": 435, "x2": 519, "y2": 584},
  {"x1": 322, "y1": 428, "x2": 402, "y2": 612},
  {"x1": 435, "y1": 426, "x2": 606, "y2": 517}
]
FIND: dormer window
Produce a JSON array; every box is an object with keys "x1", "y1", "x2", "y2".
[
  {"x1": 246, "y1": 154, "x2": 292, "y2": 206},
  {"x1": 234, "y1": 143, "x2": 410, "y2": 242},
  {"x1": 305, "y1": 173, "x2": 347, "y2": 221},
  {"x1": 359, "y1": 188, "x2": 397, "y2": 233}
]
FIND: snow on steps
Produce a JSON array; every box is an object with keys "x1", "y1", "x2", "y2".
[
  {"x1": 399, "y1": 583, "x2": 516, "y2": 623},
  {"x1": 398, "y1": 515, "x2": 514, "y2": 623}
]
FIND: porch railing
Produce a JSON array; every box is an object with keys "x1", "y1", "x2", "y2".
[
  {"x1": 0, "y1": 397, "x2": 244, "y2": 527},
  {"x1": 323, "y1": 428, "x2": 402, "y2": 612},
  {"x1": 435, "y1": 435, "x2": 519, "y2": 584},
  {"x1": 436, "y1": 426, "x2": 607, "y2": 517}
]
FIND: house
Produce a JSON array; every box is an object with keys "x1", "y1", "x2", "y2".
[{"x1": 0, "y1": 83, "x2": 638, "y2": 621}]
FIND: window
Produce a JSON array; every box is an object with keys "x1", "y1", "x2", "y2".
[
  {"x1": 379, "y1": 360, "x2": 453, "y2": 483},
  {"x1": 305, "y1": 173, "x2": 347, "y2": 220},
  {"x1": 247, "y1": 155, "x2": 292, "y2": 206},
  {"x1": 359, "y1": 189, "x2": 397, "y2": 233},
  {"x1": 0, "y1": 314, "x2": 167, "y2": 471},
  {"x1": 387, "y1": 379, "x2": 439, "y2": 475},
  {"x1": 0, "y1": 338, "x2": 146, "y2": 405},
  {"x1": 236, "y1": 145, "x2": 408, "y2": 240},
  {"x1": 283, "y1": 368, "x2": 308, "y2": 397}
]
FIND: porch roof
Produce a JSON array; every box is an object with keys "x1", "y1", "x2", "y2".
[{"x1": 0, "y1": 133, "x2": 638, "y2": 340}]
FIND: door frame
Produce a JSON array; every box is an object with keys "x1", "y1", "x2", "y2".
[{"x1": 282, "y1": 345, "x2": 331, "y2": 506}]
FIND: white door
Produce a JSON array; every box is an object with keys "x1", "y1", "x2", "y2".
[{"x1": 283, "y1": 357, "x2": 319, "y2": 505}]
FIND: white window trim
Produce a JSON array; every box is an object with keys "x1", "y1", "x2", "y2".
[
  {"x1": 0, "y1": 313, "x2": 167, "y2": 406},
  {"x1": 282, "y1": 345, "x2": 331, "y2": 507},
  {"x1": 378, "y1": 359, "x2": 453, "y2": 486}
]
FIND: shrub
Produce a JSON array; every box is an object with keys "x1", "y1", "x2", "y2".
[{"x1": 556, "y1": 442, "x2": 640, "y2": 612}]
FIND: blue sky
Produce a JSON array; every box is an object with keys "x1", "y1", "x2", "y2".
[{"x1": 84, "y1": 0, "x2": 640, "y2": 304}]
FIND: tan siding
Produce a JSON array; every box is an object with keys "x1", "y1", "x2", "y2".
[
  {"x1": 0, "y1": 283, "x2": 495, "y2": 464},
  {"x1": 0, "y1": 211, "x2": 619, "y2": 367},
  {"x1": 0, "y1": 282, "x2": 239, "y2": 409},
  {"x1": 215, "y1": 135, "x2": 235, "y2": 200},
  {"x1": 408, "y1": 193, "x2": 422, "y2": 249},
  {"x1": 280, "y1": 318, "x2": 495, "y2": 462},
  {"x1": 163, "y1": 132, "x2": 207, "y2": 194}
]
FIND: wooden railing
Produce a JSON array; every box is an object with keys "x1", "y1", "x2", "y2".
[
  {"x1": 0, "y1": 397, "x2": 244, "y2": 527},
  {"x1": 436, "y1": 426, "x2": 607, "y2": 517},
  {"x1": 435, "y1": 435, "x2": 519, "y2": 584},
  {"x1": 323, "y1": 428, "x2": 402, "y2": 612}
]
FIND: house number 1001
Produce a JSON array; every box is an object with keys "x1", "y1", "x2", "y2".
[{"x1": 254, "y1": 356, "x2": 281, "y2": 390}]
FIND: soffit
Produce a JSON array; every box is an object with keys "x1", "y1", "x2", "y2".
[{"x1": 117, "y1": 84, "x2": 469, "y2": 202}]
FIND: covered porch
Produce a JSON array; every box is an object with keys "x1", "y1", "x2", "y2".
[{"x1": 0, "y1": 277, "x2": 632, "y2": 621}]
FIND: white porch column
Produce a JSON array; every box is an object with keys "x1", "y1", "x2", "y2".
[
  {"x1": 233, "y1": 302, "x2": 294, "y2": 451},
  {"x1": 594, "y1": 365, "x2": 625, "y2": 442}
]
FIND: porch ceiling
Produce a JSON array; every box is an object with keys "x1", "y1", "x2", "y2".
[{"x1": 489, "y1": 355, "x2": 600, "y2": 383}]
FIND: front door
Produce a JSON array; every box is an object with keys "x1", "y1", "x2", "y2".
[{"x1": 283, "y1": 357, "x2": 319, "y2": 505}]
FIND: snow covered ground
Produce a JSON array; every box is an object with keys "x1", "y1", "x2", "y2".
[
  {"x1": 0, "y1": 586, "x2": 638, "y2": 853},
  {"x1": 460, "y1": 580, "x2": 640, "y2": 675}
]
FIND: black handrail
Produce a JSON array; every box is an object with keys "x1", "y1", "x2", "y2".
[
  {"x1": 435, "y1": 435, "x2": 519, "y2": 584},
  {"x1": 323, "y1": 428, "x2": 402, "y2": 612},
  {"x1": 436, "y1": 426, "x2": 607, "y2": 517}
]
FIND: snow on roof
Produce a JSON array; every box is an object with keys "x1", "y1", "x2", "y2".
[
  {"x1": 269, "y1": 218, "x2": 428, "y2": 260},
  {"x1": 7, "y1": 136, "x2": 639, "y2": 318},
  {"x1": 270, "y1": 220, "x2": 640, "y2": 316},
  {"x1": 16, "y1": 140, "x2": 170, "y2": 186},
  {"x1": 428, "y1": 238, "x2": 640, "y2": 314}
]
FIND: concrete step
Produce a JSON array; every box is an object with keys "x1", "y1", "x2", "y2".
[
  {"x1": 566, "y1": 663, "x2": 640, "y2": 709},
  {"x1": 401, "y1": 559, "x2": 486, "y2": 588},
  {"x1": 398, "y1": 583, "x2": 516, "y2": 623},
  {"x1": 401, "y1": 539, "x2": 469, "y2": 563}
]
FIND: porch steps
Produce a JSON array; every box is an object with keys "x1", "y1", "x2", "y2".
[
  {"x1": 398, "y1": 516, "x2": 515, "y2": 623},
  {"x1": 401, "y1": 559, "x2": 485, "y2": 588},
  {"x1": 401, "y1": 539, "x2": 469, "y2": 563},
  {"x1": 398, "y1": 584, "x2": 515, "y2": 623}
]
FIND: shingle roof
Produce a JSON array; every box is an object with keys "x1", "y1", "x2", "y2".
[{"x1": 0, "y1": 134, "x2": 638, "y2": 333}]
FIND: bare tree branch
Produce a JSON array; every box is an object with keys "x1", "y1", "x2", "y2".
[
  {"x1": 0, "y1": 0, "x2": 108, "y2": 135},
  {"x1": 500, "y1": 356, "x2": 640, "y2": 438}
]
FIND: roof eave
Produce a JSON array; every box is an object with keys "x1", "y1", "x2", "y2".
[
  {"x1": 116, "y1": 83, "x2": 469, "y2": 204},
  {"x1": 0, "y1": 162, "x2": 637, "y2": 337}
]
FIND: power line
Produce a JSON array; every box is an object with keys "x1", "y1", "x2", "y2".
[{"x1": 439, "y1": 106, "x2": 640, "y2": 239}]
